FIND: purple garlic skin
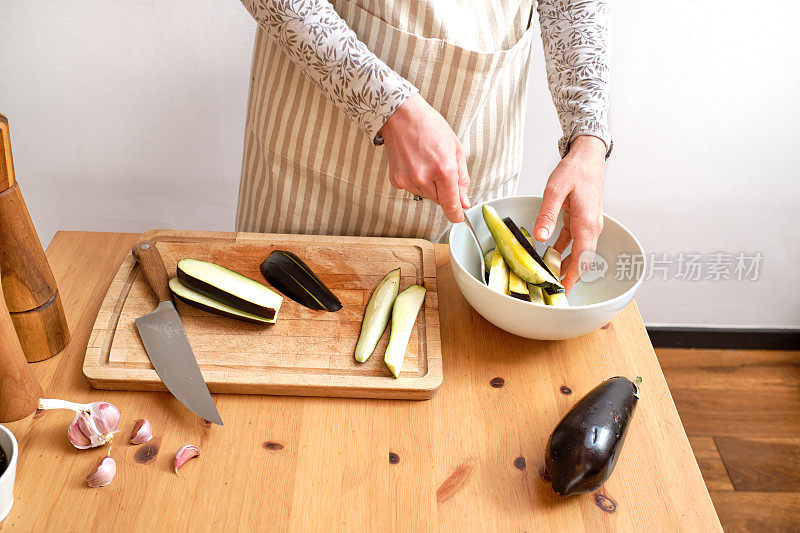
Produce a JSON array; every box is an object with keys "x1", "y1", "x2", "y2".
[
  {"x1": 93, "y1": 402, "x2": 121, "y2": 433},
  {"x1": 87, "y1": 455, "x2": 116, "y2": 488},
  {"x1": 68, "y1": 402, "x2": 121, "y2": 449},
  {"x1": 129, "y1": 419, "x2": 153, "y2": 445},
  {"x1": 174, "y1": 445, "x2": 200, "y2": 476},
  {"x1": 68, "y1": 422, "x2": 92, "y2": 448},
  {"x1": 37, "y1": 398, "x2": 122, "y2": 450}
]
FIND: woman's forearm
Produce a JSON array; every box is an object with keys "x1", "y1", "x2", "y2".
[
  {"x1": 239, "y1": 0, "x2": 418, "y2": 142},
  {"x1": 537, "y1": 0, "x2": 612, "y2": 157}
]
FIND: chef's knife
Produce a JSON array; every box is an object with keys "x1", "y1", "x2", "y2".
[{"x1": 132, "y1": 241, "x2": 223, "y2": 425}]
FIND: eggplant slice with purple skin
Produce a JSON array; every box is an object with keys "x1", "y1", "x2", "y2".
[
  {"x1": 545, "y1": 376, "x2": 641, "y2": 496},
  {"x1": 502, "y1": 216, "x2": 564, "y2": 295},
  {"x1": 176, "y1": 259, "x2": 282, "y2": 320},
  {"x1": 260, "y1": 250, "x2": 342, "y2": 312},
  {"x1": 169, "y1": 277, "x2": 276, "y2": 324}
]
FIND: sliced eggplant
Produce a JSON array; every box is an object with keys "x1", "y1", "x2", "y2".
[
  {"x1": 354, "y1": 268, "x2": 400, "y2": 363},
  {"x1": 503, "y1": 217, "x2": 563, "y2": 292},
  {"x1": 508, "y1": 270, "x2": 530, "y2": 301},
  {"x1": 483, "y1": 248, "x2": 495, "y2": 283},
  {"x1": 260, "y1": 250, "x2": 342, "y2": 312},
  {"x1": 487, "y1": 248, "x2": 510, "y2": 295},
  {"x1": 540, "y1": 246, "x2": 568, "y2": 306},
  {"x1": 384, "y1": 284, "x2": 426, "y2": 378},
  {"x1": 543, "y1": 246, "x2": 562, "y2": 280},
  {"x1": 169, "y1": 277, "x2": 274, "y2": 324},
  {"x1": 520, "y1": 226, "x2": 567, "y2": 303},
  {"x1": 528, "y1": 284, "x2": 545, "y2": 304},
  {"x1": 543, "y1": 291, "x2": 568, "y2": 306},
  {"x1": 545, "y1": 377, "x2": 640, "y2": 496},
  {"x1": 483, "y1": 206, "x2": 563, "y2": 288},
  {"x1": 176, "y1": 259, "x2": 282, "y2": 320},
  {"x1": 519, "y1": 228, "x2": 546, "y2": 304}
]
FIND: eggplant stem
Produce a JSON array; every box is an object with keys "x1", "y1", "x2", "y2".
[{"x1": 632, "y1": 376, "x2": 643, "y2": 398}]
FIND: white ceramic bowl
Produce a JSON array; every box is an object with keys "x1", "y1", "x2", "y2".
[
  {"x1": 449, "y1": 195, "x2": 645, "y2": 340},
  {"x1": 0, "y1": 425, "x2": 18, "y2": 522}
]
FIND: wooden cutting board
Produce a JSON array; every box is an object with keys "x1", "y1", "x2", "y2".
[{"x1": 83, "y1": 230, "x2": 442, "y2": 399}]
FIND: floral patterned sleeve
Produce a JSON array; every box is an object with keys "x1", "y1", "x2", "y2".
[
  {"x1": 240, "y1": 0, "x2": 418, "y2": 144},
  {"x1": 537, "y1": 0, "x2": 612, "y2": 157}
]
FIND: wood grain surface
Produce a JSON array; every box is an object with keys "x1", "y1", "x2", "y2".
[
  {"x1": 660, "y1": 348, "x2": 800, "y2": 437},
  {"x1": 660, "y1": 347, "x2": 800, "y2": 531},
  {"x1": 84, "y1": 230, "x2": 442, "y2": 400},
  {"x1": 8, "y1": 291, "x2": 70, "y2": 363},
  {"x1": 1, "y1": 231, "x2": 721, "y2": 532},
  {"x1": 0, "y1": 114, "x2": 15, "y2": 191},
  {"x1": 0, "y1": 182, "x2": 59, "y2": 312},
  {"x1": 0, "y1": 265, "x2": 43, "y2": 422},
  {"x1": 0, "y1": 114, "x2": 70, "y2": 362}
]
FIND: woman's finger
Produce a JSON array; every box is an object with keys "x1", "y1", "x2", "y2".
[
  {"x1": 561, "y1": 234, "x2": 595, "y2": 294},
  {"x1": 388, "y1": 172, "x2": 403, "y2": 191},
  {"x1": 553, "y1": 210, "x2": 572, "y2": 253},
  {"x1": 434, "y1": 170, "x2": 465, "y2": 223},
  {"x1": 411, "y1": 174, "x2": 438, "y2": 203},
  {"x1": 534, "y1": 179, "x2": 571, "y2": 242},
  {"x1": 553, "y1": 227, "x2": 572, "y2": 254},
  {"x1": 397, "y1": 177, "x2": 425, "y2": 199},
  {"x1": 456, "y1": 147, "x2": 471, "y2": 209},
  {"x1": 560, "y1": 254, "x2": 572, "y2": 281}
]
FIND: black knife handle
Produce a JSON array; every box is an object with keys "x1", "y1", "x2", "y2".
[{"x1": 132, "y1": 241, "x2": 172, "y2": 303}]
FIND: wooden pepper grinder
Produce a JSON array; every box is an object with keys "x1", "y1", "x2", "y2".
[
  {"x1": 0, "y1": 114, "x2": 70, "y2": 362},
  {"x1": 0, "y1": 264, "x2": 43, "y2": 422}
]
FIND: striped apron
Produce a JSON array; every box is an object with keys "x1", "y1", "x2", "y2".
[{"x1": 236, "y1": 0, "x2": 535, "y2": 242}]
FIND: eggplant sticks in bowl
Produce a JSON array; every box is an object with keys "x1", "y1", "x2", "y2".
[{"x1": 448, "y1": 195, "x2": 645, "y2": 340}]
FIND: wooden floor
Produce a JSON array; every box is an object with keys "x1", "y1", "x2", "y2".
[{"x1": 656, "y1": 348, "x2": 800, "y2": 533}]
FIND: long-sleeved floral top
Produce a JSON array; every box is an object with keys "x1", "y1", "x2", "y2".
[{"x1": 240, "y1": 0, "x2": 611, "y2": 157}]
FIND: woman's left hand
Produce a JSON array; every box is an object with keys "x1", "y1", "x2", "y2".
[{"x1": 533, "y1": 135, "x2": 607, "y2": 294}]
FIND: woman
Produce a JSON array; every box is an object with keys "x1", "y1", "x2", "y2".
[{"x1": 236, "y1": 0, "x2": 610, "y2": 292}]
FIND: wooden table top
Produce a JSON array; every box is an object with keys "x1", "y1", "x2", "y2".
[{"x1": 2, "y1": 231, "x2": 721, "y2": 531}]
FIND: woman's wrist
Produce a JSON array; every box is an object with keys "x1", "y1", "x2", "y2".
[
  {"x1": 567, "y1": 135, "x2": 607, "y2": 158},
  {"x1": 380, "y1": 94, "x2": 425, "y2": 142},
  {"x1": 565, "y1": 135, "x2": 607, "y2": 164}
]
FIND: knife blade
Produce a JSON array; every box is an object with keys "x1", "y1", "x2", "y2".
[{"x1": 132, "y1": 241, "x2": 223, "y2": 425}]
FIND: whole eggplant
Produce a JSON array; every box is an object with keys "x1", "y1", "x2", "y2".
[{"x1": 545, "y1": 377, "x2": 640, "y2": 496}]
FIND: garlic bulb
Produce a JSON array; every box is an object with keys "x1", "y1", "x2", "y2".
[
  {"x1": 87, "y1": 454, "x2": 116, "y2": 488},
  {"x1": 38, "y1": 398, "x2": 120, "y2": 449},
  {"x1": 174, "y1": 445, "x2": 200, "y2": 476},
  {"x1": 129, "y1": 419, "x2": 153, "y2": 445}
]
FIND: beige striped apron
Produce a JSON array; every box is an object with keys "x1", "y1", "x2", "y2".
[{"x1": 236, "y1": 0, "x2": 535, "y2": 242}]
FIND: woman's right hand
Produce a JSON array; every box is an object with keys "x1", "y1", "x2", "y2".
[{"x1": 380, "y1": 94, "x2": 470, "y2": 223}]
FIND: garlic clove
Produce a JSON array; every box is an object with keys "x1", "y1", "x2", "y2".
[
  {"x1": 87, "y1": 454, "x2": 116, "y2": 488},
  {"x1": 75, "y1": 411, "x2": 111, "y2": 448},
  {"x1": 129, "y1": 419, "x2": 153, "y2": 445},
  {"x1": 68, "y1": 420, "x2": 93, "y2": 449},
  {"x1": 92, "y1": 402, "x2": 121, "y2": 434},
  {"x1": 174, "y1": 445, "x2": 200, "y2": 476},
  {"x1": 76, "y1": 411, "x2": 95, "y2": 440}
]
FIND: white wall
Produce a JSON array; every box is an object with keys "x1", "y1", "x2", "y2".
[
  {"x1": 1, "y1": 1, "x2": 799, "y2": 328},
  {"x1": 0, "y1": 2, "x2": 254, "y2": 241}
]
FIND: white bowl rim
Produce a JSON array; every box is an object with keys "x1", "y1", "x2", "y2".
[
  {"x1": 449, "y1": 194, "x2": 647, "y2": 311},
  {"x1": 0, "y1": 424, "x2": 17, "y2": 484}
]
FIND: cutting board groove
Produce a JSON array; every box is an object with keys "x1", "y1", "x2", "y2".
[{"x1": 84, "y1": 230, "x2": 442, "y2": 399}]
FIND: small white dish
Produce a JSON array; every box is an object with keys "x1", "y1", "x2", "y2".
[
  {"x1": 0, "y1": 424, "x2": 18, "y2": 522},
  {"x1": 448, "y1": 195, "x2": 646, "y2": 340}
]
